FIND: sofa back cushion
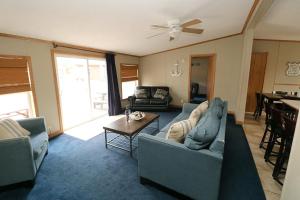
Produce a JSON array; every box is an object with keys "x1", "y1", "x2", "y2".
[
  {"x1": 184, "y1": 111, "x2": 221, "y2": 150},
  {"x1": 0, "y1": 119, "x2": 30, "y2": 139},
  {"x1": 135, "y1": 88, "x2": 150, "y2": 99}
]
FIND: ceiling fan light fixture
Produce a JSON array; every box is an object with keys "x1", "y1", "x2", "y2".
[{"x1": 149, "y1": 18, "x2": 203, "y2": 41}]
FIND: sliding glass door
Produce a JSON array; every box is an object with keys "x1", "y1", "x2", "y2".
[{"x1": 55, "y1": 54, "x2": 107, "y2": 130}]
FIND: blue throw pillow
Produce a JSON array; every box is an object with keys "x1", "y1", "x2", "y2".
[
  {"x1": 209, "y1": 97, "x2": 224, "y2": 108},
  {"x1": 184, "y1": 111, "x2": 221, "y2": 150},
  {"x1": 209, "y1": 105, "x2": 223, "y2": 119}
]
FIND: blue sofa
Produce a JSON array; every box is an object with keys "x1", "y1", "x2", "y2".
[
  {"x1": 0, "y1": 117, "x2": 49, "y2": 187},
  {"x1": 138, "y1": 100, "x2": 228, "y2": 200}
]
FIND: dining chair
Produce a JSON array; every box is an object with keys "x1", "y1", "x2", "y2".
[
  {"x1": 253, "y1": 92, "x2": 263, "y2": 120},
  {"x1": 259, "y1": 101, "x2": 282, "y2": 149},
  {"x1": 264, "y1": 105, "x2": 284, "y2": 165},
  {"x1": 272, "y1": 111, "x2": 297, "y2": 185}
]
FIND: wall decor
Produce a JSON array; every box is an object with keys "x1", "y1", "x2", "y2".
[
  {"x1": 286, "y1": 62, "x2": 300, "y2": 76},
  {"x1": 171, "y1": 59, "x2": 184, "y2": 77}
]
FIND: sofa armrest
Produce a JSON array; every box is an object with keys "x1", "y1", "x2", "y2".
[
  {"x1": 0, "y1": 137, "x2": 36, "y2": 186},
  {"x1": 17, "y1": 117, "x2": 47, "y2": 135},
  {"x1": 182, "y1": 103, "x2": 199, "y2": 114},
  {"x1": 138, "y1": 133, "x2": 222, "y2": 200},
  {"x1": 165, "y1": 95, "x2": 172, "y2": 106},
  {"x1": 128, "y1": 96, "x2": 136, "y2": 108}
]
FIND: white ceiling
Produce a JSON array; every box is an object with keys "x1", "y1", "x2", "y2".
[
  {"x1": 0, "y1": 0, "x2": 254, "y2": 56},
  {"x1": 255, "y1": 0, "x2": 300, "y2": 41}
]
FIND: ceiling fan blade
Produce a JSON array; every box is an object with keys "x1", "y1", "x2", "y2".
[
  {"x1": 146, "y1": 31, "x2": 167, "y2": 39},
  {"x1": 182, "y1": 28, "x2": 204, "y2": 34},
  {"x1": 151, "y1": 25, "x2": 169, "y2": 29},
  {"x1": 180, "y1": 19, "x2": 201, "y2": 28}
]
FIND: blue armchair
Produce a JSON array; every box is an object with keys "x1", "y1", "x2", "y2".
[{"x1": 0, "y1": 117, "x2": 49, "y2": 187}]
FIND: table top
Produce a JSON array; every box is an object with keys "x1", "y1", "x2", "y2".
[
  {"x1": 281, "y1": 100, "x2": 300, "y2": 110},
  {"x1": 262, "y1": 93, "x2": 282, "y2": 100},
  {"x1": 103, "y1": 112, "x2": 159, "y2": 136},
  {"x1": 262, "y1": 93, "x2": 300, "y2": 101}
]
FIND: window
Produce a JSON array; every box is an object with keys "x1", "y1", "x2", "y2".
[
  {"x1": 0, "y1": 55, "x2": 36, "y2": 120},
  {"x1": 120, "y1": 64, "x2": 138, "y2": 99}
]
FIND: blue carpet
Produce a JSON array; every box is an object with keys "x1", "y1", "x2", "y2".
[
  {"x1": 219, "y1": 115, "x2": 266, "y2": 200},
  {"x1": 0, "y1": 112, "x2": 265, "y2": 200}
]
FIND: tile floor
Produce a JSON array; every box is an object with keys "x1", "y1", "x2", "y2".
[{"x1": 243, "y1": 113, "x2": 282, "y2": 200}]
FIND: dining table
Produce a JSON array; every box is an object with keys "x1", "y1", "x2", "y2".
[
  {"x1": 262, "y1": 93, "x2": 300, "y2": 103},
  {"x1": 255, "y1": 93, "x2": 300, "y2": 117},
  {"x1": 281, "y1": 99, "x2": 300, "y2": 116}
]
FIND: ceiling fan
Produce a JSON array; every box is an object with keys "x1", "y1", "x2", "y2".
[{"x1": 148, "y1": 19, "x2": 204, "y2": 41}]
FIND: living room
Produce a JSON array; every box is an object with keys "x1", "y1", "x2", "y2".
[{"x1": 0, "y1": 0, "x2": 299, "y2": 200}]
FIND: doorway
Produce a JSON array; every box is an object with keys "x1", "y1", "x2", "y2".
[
  {"x1": 189, "y1": 54, "x2": 216, "y2": 103},
  {"x1": 245, "y1": 52, "x2": 268, "y2": 113},
  {"x1": 53, "y1": 53, "x2": 108, "y2": 130}
]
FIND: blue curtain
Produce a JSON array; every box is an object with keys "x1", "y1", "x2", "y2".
[{"x1": 106, "y1": 53, "x2": 122, "y2": 116}]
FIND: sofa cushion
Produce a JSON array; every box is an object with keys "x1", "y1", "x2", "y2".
[
  {"x1": 135, "y1": 99, "x2": 150, "y2": 105},
  {"x1": 135, "y1": 89, "x2": 149, "y2": 99},
  {"x1": 150, "y1": 98, "x2": 165, "y2": 105},
  {"x1": 184, "y1": 111, "x2": 221, "y2": 150},
  {"x1": 0, "y1": 119, "x2": 30, "y2": 139},
  {"x1": 153, "y1": 89, "x2": 168, "y2": 99},
  {"x1": 166, "y1": 120, "x2": 193, "y2": 143},
  {"x1": 188, "y1": 101, "x2": 208, "y2": 126},
  {"x1": 156, "y1": 131, "x2": 167, "y2": 138},
  {"x1": 30, "y1": 131, "x2": 48, "y2": 159}
]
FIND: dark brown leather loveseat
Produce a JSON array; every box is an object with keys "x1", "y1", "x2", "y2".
[{"x1": 128, "y1": 86, "x2": 172, "y2": 110}]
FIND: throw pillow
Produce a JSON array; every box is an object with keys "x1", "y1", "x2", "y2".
[
  {"x1": 188, "y1": 101, "x2": 208, "y2": 127},
  {"x1": 209, "y1": 97, "x2": 224, "y2": 108},
  {"x1": 135, "y1": 89, "x2": 148, "y2": 99},
  {"x1": 184, "y1": 111, "x2": 221, "y2": 150},
  {"x1": 165, "y1": 119, "x2": 193, "y2": 143},
  {"x1": 153, "y1": 89, "x2": 168, "y2": 100},
  {"x1": 209, "y1": 105, "x2": 223, "y2": 119},
  {"x1": 0, "y1": 119, "x2": 30, "y2": 140}
]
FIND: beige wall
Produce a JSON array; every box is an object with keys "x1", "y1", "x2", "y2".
[
  {"x1": 191, "y1": 58, "x2": 209, "y2": 94},
  {"x1": 140, "y1": 35, "x2": 245, "y2": 113},
  {"x1": 0, "y1": 36, "x2": 60, "y2": 133},
  {"x1": 253, "y1": 40, "x2": 300, "y2": 93},
  {"x1": 0, "y1": 36, "x2": 139, "y2": 133}
]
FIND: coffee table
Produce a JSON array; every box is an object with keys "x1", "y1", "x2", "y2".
[{"x1": 103, "y1": 113, "x2": 159, "y2": 157}]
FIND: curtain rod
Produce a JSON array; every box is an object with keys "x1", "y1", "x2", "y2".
[{"x1": 52, "y1": 42, "x2": 115, "y2": 55}]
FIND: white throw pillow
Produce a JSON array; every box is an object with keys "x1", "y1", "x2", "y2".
[
  {"x1": 165, "y1": 119, "x2": 193, "y2": 143},
  {"x1": 0, "y1": 119, "x2": 30, "y2": 140},
  {"x1": 153, "y1": 89, "x2": 168, "y2": 99},
  {"x1": 189, "y1": 101, "x2": 209, "y2": 127}
]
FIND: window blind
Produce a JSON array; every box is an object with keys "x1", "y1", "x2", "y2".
[
  {"x1": 0, "y1": 56, "x2": 31, "y2": 95},
  {"x1": 120, "y1": 64, "x2": 138, "y2": 82}
]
